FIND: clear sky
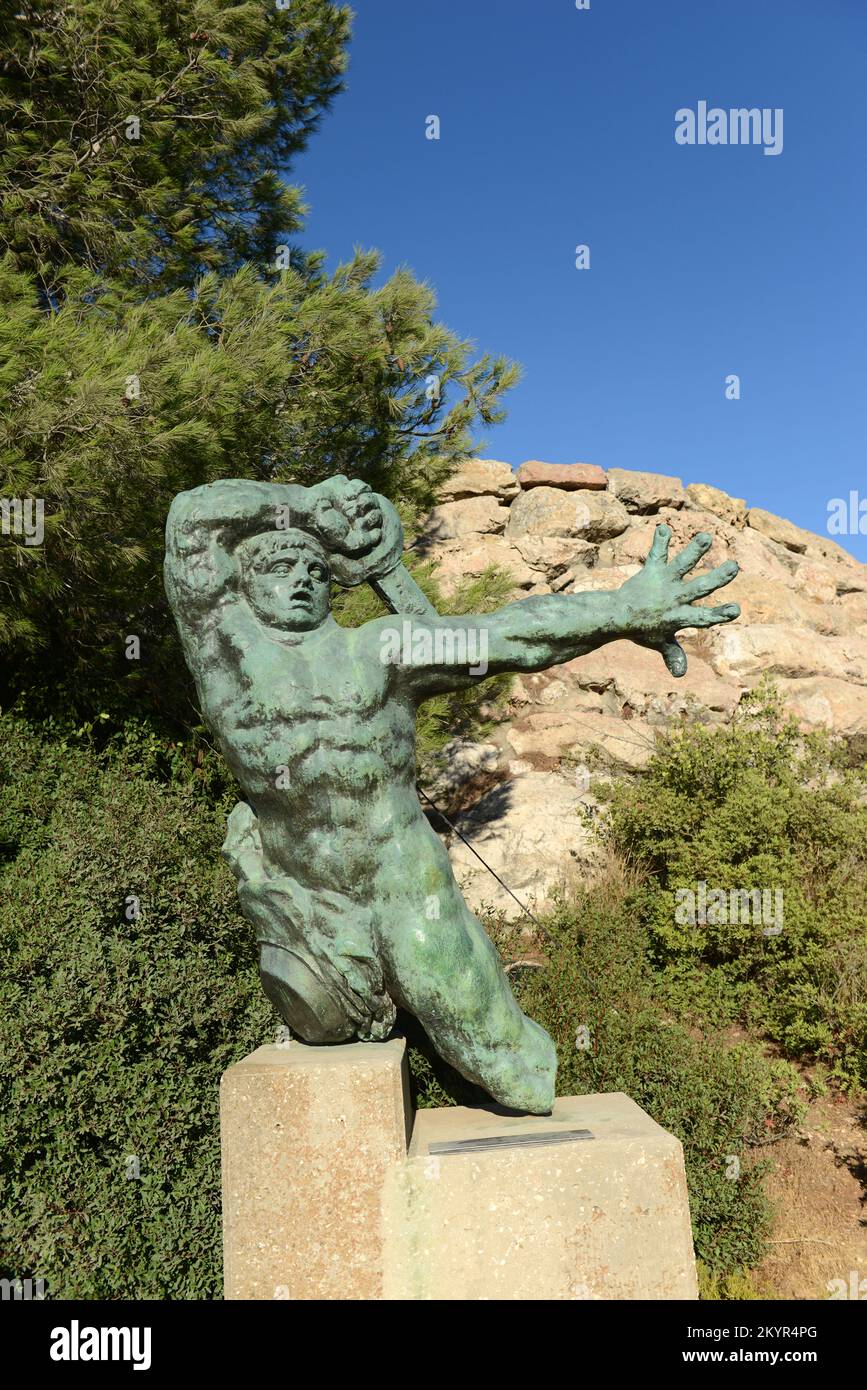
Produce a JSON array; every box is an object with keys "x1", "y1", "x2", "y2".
[{"x1": 293, "y1": 0, "x2": 867, "y2": 561}]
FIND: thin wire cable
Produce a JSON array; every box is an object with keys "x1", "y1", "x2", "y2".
[
  {"x1": 416, "y1": 783, "x2": 546, "y2": 931},
  {"x1": 558, "y1": 709, "x2": 659, "y2": 755}
]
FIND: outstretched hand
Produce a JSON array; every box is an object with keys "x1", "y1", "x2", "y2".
[{"x1": 617, "y1": 525, "x2": 740, "y2": 676}]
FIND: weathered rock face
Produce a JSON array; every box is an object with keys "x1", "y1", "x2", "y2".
[
  {"x1": 436, "y1": 457, "x2": 520, "y2": 502},
  {"x1": 516, "y1": 460, "x2": 606, "y2": 491},
  {"x1": 445, "y1": 770, "x2": 601, "y2": 922},
  {"x1": 419, "y1": 459, "x2": 867, "y2": 919},
  {"x1": 506, "y1": 486, "x2": 630, "y2": 542},
  {"x1": 607, "y1": 468, "x2": 686, "y2": 513}
]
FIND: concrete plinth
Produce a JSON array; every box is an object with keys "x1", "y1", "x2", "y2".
[
  {"x1": 382, "y1": 1092, "x2": 698, "y2": 1300},
  {"x1": 220, "y1": 1039, "x2": 410, "y2": 1300},
  {"x1": 221, "y1": 1042, "x2": 698, "y2": 1300}
]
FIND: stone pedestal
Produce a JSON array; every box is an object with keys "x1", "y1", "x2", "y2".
[
  {"x1": 382, "y1": 1092, "x2": 698, "y2": 1300},
  {"x1": 220, "y1": 1038, "x2": 410, "y2": 1300},
  {"x1": 221, "y1": 1043, "x2": 698, "y2": 1300}
]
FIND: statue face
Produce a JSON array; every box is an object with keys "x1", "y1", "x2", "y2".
[{"x1": 239, "y1": 532, "x2": 331, "y2": 632}]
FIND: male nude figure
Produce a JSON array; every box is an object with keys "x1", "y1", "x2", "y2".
[{"x1": 164, "y1": 474, "x2": 740, "y2": 1113}]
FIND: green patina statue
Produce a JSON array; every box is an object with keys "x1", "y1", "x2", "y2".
[{"x1": 164, "y1": 474, "x2": 740, "y2": 1113}]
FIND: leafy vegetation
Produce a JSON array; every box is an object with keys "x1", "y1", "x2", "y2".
[
  {"x1": 0, "y1": 713, "x2": 263, "y2": 1298},
  {"x1": 604, "y1": 682, "x2": 867, "y2": 1089}
]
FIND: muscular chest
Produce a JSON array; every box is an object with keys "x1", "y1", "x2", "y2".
[{"x1": 211, "y1": 633, "x2": 409, "y2": 789}]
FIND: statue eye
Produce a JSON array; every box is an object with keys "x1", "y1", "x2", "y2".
[
  {"x1": 310, "y1": 565, "x2": 327, "y2": 581},
  {"x1": 269, "y1": 562, "x2": 291, "y2": 576}
]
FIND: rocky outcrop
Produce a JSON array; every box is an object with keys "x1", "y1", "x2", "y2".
[
  {"x1": 607, "y1": 467, "x2": 686, "y2": 513},
  {"x1": 442, "y1": 770, "x2": 601, "y2": 922},
  {"x1": 418, "y1": 459, "x2": 867, "y2": 918}
]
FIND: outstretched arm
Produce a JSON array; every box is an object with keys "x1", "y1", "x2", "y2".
[{"x1": 375, "y1": 524, "x2": 740, "y2": 697}]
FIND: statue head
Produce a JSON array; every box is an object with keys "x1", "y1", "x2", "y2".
[{"x1": 236, "y1": 529, "x2": 331, "y2": 632}]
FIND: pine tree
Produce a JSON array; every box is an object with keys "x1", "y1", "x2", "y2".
[
  {"x1": 0, "y1": 0, "x2": 349, "y2": 289},
  {"x1": 0, "y1": 1, "x2": 518, "y2": 719}
]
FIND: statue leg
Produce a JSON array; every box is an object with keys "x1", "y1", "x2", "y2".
[
  {"x1": 224, "y1": 801, "x2": 396, "y2": 1042},
  {"x1": 377, "y1": 895, "x2": 557, "y2": 1114}
]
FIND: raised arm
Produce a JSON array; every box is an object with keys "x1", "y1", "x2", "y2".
[
  {"x1": 372, "y1": 524, "x2": 740, "y2": 697},
  {"x1": 166, "y1": 478, "x2": 326, "y2": 618},
  {"x1": 164, "y1": 473, "x2": 400, "y2": 629}
]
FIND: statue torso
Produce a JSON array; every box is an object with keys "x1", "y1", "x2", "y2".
[{"x1": 198, "y1": 604, "x2": 425, "y2": 890}]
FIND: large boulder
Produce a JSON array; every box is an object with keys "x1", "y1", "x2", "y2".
[
  {"x1": 747, "y1": 507, "x2": 821, "y2": 556},
  {"x1": 598, "y1": 507, "x2": 730, "y2": 569},
  {"x1": 789, "y1": 558, "x2": 840, "y2": 605},
  {"x1": 838, "y1": 591, "x2": 867, "y2": 634},
  {"x1": 725, "y1": 526, "x2": 797, "y2": 585},
  {"x1": 805, "y1": 536, "x2": 867, "y2": 584},
  {"x1": 504, "y1": 709, "x2": 655, "y2": 772},
  {"x1": 568, "y1": 564, "x2": 642, "y2": 591},
  {"x1": 421, "y1": 495, "x2": 510, "y2": 541},
  {"x1": 559, "y1": 640, "x2": 742, "y2": 722},
  {"x1": 746, "y1": 512, "x2": 867, "y2": 585},
  {"x1": 516, "y1": 460, "x2": 607, "y2": 491},
  {"x1": 507, "y1": 486, "x2": 630, "y2": 542},
  {"x1": 437, "y1": 458, "x2": 520, "y2": 502},
  {"x1": 511, "y1": 534, "x2": 597, "y2": 580},
  {"x1": 774, "y1": 677, "x2": 867, "y2": 735},
  {"x1": 607, "y1": 468, "x2": 686, "y2": 513},
  {"x1": 720, "y1": 572, "x2": 836, "y2": 633},
  {"x1": 685, "y1": 482, "x2": 746, "y2": 526},
  {"x1": 704, "y1": 624, "x2": 867, "y2": 685},
  {"x1": 430, "y1": 535, "x2": 537, "y2": 596}
]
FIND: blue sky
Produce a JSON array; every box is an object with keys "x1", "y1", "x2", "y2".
[{"x1": 294, "y1": 0, "x2": 867, "y2": 560}]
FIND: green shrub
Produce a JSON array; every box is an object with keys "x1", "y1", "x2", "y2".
[
  {"x1": 604, "y1": 682, "x2": 867, "y2": 1088},
  {"x1": 0, "y1": 712, "x2": 270, "y2": 1298},
  {"x1": 697, "y1": 1261, "x2": 771, "y2": 1300}
]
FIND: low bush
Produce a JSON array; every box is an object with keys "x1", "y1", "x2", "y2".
[
  {"x1": 603, "y1": 681, "x2": 867, "y2": 1089},
  {"x1": 0, "y1": 712, "x2": 269, "y2": 1298}
]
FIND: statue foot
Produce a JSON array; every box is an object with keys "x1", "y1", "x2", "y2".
[{"x1": 259, "y1": 944, "x2": 356, "y2": 1044}]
